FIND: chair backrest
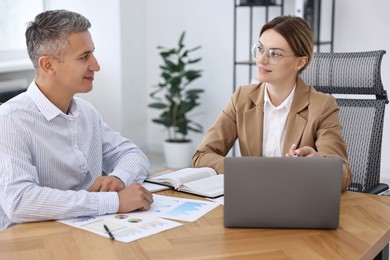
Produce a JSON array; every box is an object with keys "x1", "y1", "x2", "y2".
[
  {"x1": 300, "y1": 50, "x2": 388, "y2": 192},
  {"x1": 0, "y1": 88, "x2": 27, "y2": 104}
]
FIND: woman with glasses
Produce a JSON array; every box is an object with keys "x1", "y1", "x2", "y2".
[{"x1": 192, "y1": 16, "x2": 351, "y2": 191}]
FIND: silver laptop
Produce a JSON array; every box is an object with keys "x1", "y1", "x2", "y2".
[{"x1": 224, "y1": 157, "x2": 343, "y2": 229}]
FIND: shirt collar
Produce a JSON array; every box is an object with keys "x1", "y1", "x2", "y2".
[
  {"x1": 26, "y1": 81, "x2": 78, "y2": 121},
  {"x1": 264, "y1": 83, "x2": 296, "y2": 112}
]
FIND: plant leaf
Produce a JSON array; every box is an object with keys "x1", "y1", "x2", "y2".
[
  {"x1": 148, "y1": 102, "x2": 167, "y2": 109},
  {"x1": 149, "y1": 31, "x2": 204, "y2": 140}
]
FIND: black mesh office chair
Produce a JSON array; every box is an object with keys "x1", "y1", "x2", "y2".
[
  {"x1": 0, "y1": 88, "x2": 27, "y2": 104},
  {"x1": 301, "y1": 50, "x2": 389, "y2": 194}
]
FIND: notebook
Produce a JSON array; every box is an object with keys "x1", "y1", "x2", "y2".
[{"x1": 224, "y1": 156, "x2": 343, "y2": 229}]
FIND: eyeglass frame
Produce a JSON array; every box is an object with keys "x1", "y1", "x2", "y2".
[{"x1": 251, "y1": 43, "x2": 296, "y2": 65}]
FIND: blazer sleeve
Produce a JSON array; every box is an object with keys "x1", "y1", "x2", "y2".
[{"x1": 192, "y1": 88, "x2": 242, "y2": 173}]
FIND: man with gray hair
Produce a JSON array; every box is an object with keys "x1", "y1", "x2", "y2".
[{"x1": 0, "y1": 9, "x2": 153, "y2": 231}]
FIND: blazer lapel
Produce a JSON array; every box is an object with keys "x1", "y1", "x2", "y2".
[
  {"x1": 243, "y1": 84, "x2": 265, "y2": 156},
  {"x1": 282, "y1": 78, "x2": 310, "y2": 154}
]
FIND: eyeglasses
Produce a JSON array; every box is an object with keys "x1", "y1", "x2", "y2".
[{"x1": 251, "y1": 43, "x2": 296, "y2": 65}]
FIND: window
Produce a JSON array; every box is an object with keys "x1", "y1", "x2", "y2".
[{"x1": 0, "y1": 0, "x2": 44, "y2": 60}]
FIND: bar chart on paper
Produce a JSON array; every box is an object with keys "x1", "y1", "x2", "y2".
[
  {"x1": 150, "y1": 194, "x2": 220, "y2": 222},
  {"x1": 165, "y1": 202, "x2": 209, "y2": 220},
  {"x1": 57, "y1": 195, "x2": 220, "y2": 242},
  {"x1": 58, "y1": 215, "x2": 182, "y2": 243}
]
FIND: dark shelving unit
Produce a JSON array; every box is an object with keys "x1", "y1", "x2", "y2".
[{"x1": 302, "y1": 0, "x2": 335, "y2": 52}]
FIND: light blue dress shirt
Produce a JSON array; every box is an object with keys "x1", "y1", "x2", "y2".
[{"x1": 0, "y1": 81, "x2": 149, "y2": 230}]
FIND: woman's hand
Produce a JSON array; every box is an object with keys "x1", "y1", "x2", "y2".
[{"x1": 285, "y1": 144, "x2": 321, "y2": 158}]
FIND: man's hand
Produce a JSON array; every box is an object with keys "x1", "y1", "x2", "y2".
[
  {"x1": 88, "y1": 176, "x2": 125, "y2": 192},
  {"x1": 117, "y1": 183, "x2": 153, "y2": 212}
]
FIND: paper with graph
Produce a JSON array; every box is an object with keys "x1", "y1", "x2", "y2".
[
  {"x1": 58, "y1": 194, "x2": 219, "y2": 242},
  {"x1": 133, "y1": 194, "x2": 220, "y2": 222},
  {"x1": 58, "y1": 214, "x2": 181, "y2": 243}
]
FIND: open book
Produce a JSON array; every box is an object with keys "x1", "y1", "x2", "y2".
[{"x1": 146, "y1": 167, "x2": 224, "y2": 198}]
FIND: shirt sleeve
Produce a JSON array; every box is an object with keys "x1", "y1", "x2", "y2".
[
  {"x1": 0, "y1": 115, "x2": 120, "y2": 226},
  {"x1": 100, "y1": 120, "x2": 150, "y2": 186}
]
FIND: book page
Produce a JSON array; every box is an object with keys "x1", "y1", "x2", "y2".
[
  {"x1": 142, "y1": 182, "x2": 172, "y2": 192},
  {"x1": 147, "y1": 168, "x2": 175, "y2": 178},
  {"x1": 179, "y1": 174, "x2": 224, "y2": 198},
  {"x1": 147, "y1": 167, "x2": 216, "y2": 189}
]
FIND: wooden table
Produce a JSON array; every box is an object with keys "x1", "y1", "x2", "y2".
[{"x1": 1, "y1": 190, "x2": 390, "y2": 260}]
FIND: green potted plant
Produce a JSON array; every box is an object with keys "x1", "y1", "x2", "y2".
[{"x1": 148, "y1": 31, "x2": 204, "y2": 168}]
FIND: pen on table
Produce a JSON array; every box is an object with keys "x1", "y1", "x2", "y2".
[{"x1": 103, "y1": 224, "x2": 115, "y2": 240}]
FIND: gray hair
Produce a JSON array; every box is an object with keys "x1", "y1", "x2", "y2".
[{"x1": 25, "y1": 9, "x2": 91, "y2": 70}]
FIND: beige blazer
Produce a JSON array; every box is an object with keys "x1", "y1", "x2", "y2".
[{"x1": 192, "y1": 78, "x2": 352, "y2": 191}]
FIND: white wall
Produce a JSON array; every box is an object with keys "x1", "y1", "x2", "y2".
[
  {"x1": 144, "y1": 0, "x2": 233, "y2": 152},
  {"x1": 45, "y1": 0, "x2": 123, "y2": 132},
  {"x1": 43, "y1": 0, "x2": 390, "y2": 182},
  {"x1": 120, "y1": 1, "x2": 148, "y2": 148}
]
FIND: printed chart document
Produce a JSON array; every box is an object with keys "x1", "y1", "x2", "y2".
[
  {"x1": 142, "y1": 194, "x2": 220, "y2": 222},
  {"x1": 58, "y1": 194, "x2": 220, "y2": 242},
  {"x1": 146, "y1": 167, "x2": 224, "y2": 198},
  {"x1": 58, "y1": 215, "x2": 181, "y2": 243}
]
